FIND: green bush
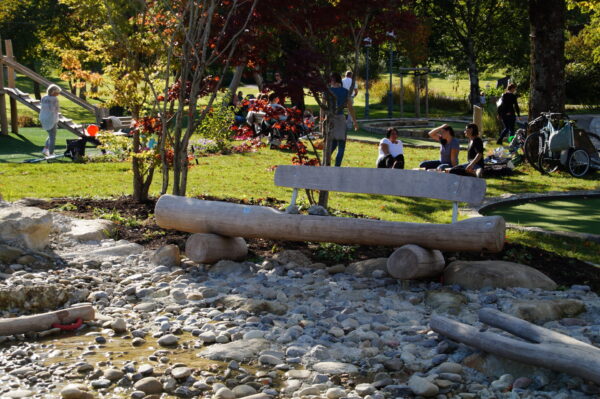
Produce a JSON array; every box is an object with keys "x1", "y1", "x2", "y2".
[{"x1": 194, "y1": 101, "x2": 235, "y2": 153}]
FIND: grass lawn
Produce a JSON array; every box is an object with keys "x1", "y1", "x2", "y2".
[{"x1": 483, "y1": 197, "x2": 600, "y2": 234}]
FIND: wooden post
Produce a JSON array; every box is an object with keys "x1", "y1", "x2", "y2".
[
  {"x1": 414, "y1": 74, "x2": 420, "y2": 118},
  {"x1": 424, "y1": 70, "x2": 429, "y2": 118},
  {"x1": 0, "y1": 305, "x2": 95, "y2": 336},
  {"x1": 5, "y1": 40, "x2": 18, "y2": 134},
  {"x1": 473, "y1": 105, "x2": 483, "y2": 135},
  {"x1": 387, "y1": 244, "x2": 445, "y2": 280},
  {"x1": 0, "y1": 37, "x2": 8, "y2": 136},
  {"x1": 400, "y1": 74, "x2": 404, "y2": 117}
]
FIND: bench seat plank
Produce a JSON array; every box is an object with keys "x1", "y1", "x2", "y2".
[{"x1": 274, "y1": 165, "x2": 486, "y2": 205}]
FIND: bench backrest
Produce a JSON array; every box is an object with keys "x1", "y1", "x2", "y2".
[{"x1": 274, "y1": 165, "x2": 486, "y2": 205}]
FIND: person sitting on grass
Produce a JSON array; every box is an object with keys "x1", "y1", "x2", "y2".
[
  {"x1": 377, "y1": 127, "x2": 404, "y2": 169},
  {"x1": 449, "y1": 123, "x2": 484, "y2": 178},
  {"x1": 419, "y1": 123, "x2": 460, "y2": 171}
]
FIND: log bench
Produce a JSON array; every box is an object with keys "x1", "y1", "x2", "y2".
[{"x1": 155, "y1": 166, "x2": 505, "y2": 257}]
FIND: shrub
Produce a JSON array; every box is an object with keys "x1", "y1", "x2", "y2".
[
  {"x1": 194, "y1": 102, "x2": 236, "y2": 153},
  {"x1": 17, "y1": 115, "x2": 38, "y2": 127}
]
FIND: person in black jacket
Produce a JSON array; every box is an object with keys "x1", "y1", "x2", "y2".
[{"x1": 496, "y1": 83, "x2": 521, "y2": 145}]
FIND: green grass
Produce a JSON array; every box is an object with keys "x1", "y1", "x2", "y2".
[{"x1": 484, "y1": 198, "x2": 600, "y2": 234}]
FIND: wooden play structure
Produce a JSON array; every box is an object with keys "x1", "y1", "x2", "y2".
[
  {"x1": 155, "y1": 166, "x2": 505, "y2": 265},
  {"x1": 0, "y1": 38, "x2": 108, "y2": 137}
]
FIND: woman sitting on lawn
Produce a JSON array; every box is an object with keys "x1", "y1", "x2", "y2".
[
  {"x1": 419, "y1": 123, "x2": 460, "y2": 171},
  {"x1": 376, "y1": 127, "x2": 404, "y2": 169},
  {"x1": 449, "y1": 123, "x2": 484, "y2": 178}
]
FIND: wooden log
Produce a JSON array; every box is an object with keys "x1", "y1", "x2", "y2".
[
  {"x1": 155, "y1": 195, "x2": 505, "y2": 252},
  {"x1": 431, "y1": 308, "x2": 600, "y2": 384},
  {"x1": 386, "y1": 244, "x2": 445, "y2": 279},
  {"x1": 473, "y1": 105, "x2": 483, "y2": 135},
  {"x1": 186, "y1": 233, "x2": 248, "y2": 264},
  {"x1": 0, "y1": 305, "x2": 95, "y2": 336}
]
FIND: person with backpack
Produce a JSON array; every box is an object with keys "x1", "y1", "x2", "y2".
[{"x1": 496, "y1": 83, "x2": 521, "y2": 145}]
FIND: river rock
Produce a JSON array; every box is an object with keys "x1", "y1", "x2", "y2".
[
  {"x1": 111, "y1": 317, "x2": 127, "y2": 333},
  {"x1": 0, "y1": 244, "x2": 24, "y2": 263},
  {"x1": 239, "y1": 299, "x2": 287, "y2": 315},
  {"x1": 171, "y1": 367, "x2": 192, "y2": 379},
  {"x1": 104, "y1": 369, "x2": 125, "y2": 382},
  {"x1": 133, "y1": 377, "x2": 163, "y2": 394},
  {"x1": 60, "y1": 384, "x2": 94, "y2": 399},
  {"x1": 209, "y1": 260, "x2": 251, "y2": 276},
  {"x1": 0, "y1": 206, "x2": 53, "y2": 250},
  {"x1": 89, "y1": 242, "x2": 144, "y2": 257},
  {"x1": 158, "y1": 334, "x2": 179, "y2": 346},
  {"x1": 151, "y1": 244, "x2": 180, "y2": 267},
  {"x1": 213, "y1": 387, "x2": 235, "y2": 399},
  {"x1": 346, "y1": 258, "x2": 388, "y2": 277},
  {"x1": 3, "y1": 389, "x2": 34, "y2": 398},
  {"x1": 507, "y1": 299, "x2": 585, "y2": 323},
  {"x1": 312, "y1": 362, "x2": 358, "y2": 375},
  {"x1": 66, "y1": 219, "x2": 114, "y2": 242},
  {"x1": 198, "y1": 338, "x2": 271, "y2": 362},
  {"x1": 272, "y1": 250, "x2": 312, "y2": 267},
  {"x1": 231, "y1": 384, "x2": 257, "y2": 397},
  {"x1": 408, "y1": 375, "x2": 439, "y2": 397},
  {"x1": 0, "y1": 284, "x2": 76, "y2": 312},
  {"x1": 425, "y1": 290, "x2": 468, "y2": 314},
  {"x1": 444, "y1": 260, "x2": 557, "y2": 290}
]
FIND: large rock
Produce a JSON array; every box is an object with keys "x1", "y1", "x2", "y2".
[
  {"x1": 66, "y1": 219, "x2": 115, "y2": 242},
  {"x1": 209, "y1": 260, "x2": 251, "y2": 277},
  {"x1": 346, "y1": 258, "x2": 388, "y2": 277},
  {"x1": 151, "y1": 244, "x2": 180, "y2": 267},
  {"x1": 0, "y1": 244, "x2": 24, "y2": 264},
  {"x1": 0, "y1": 206, "x2": 52, "y2": 250},
  {"x1": 272, "y1": 250, "x2": 312, "y2": 267},
  {"x1": 408, "y1": 375, "x2": 439, "y2": 397},
  {"x1": 197, "y1": 338, "x2": 271, "y2": 362},
  {"x1": 443, "y1": 260, "x2": 557, "y2": 290},
  {"x1": 133, "y1": 377, "x2": 163, "y2": 394},
  {"x1": 425, "y1": 290, "x2": 468, "y2": 315},
  {"x1": 312, "y1": 362, "x2": 358, "y2": 375},
  {"x1": 60, "y1": 384, "x2": 94, "y2": 399},
  {"x1": 88, "y1": 242, "x2": 144, "y2": 257},
  {"x1": 0, "y1": 285, "x2": 80, "y2": 312},
  {"x1": 507, "y1": 299, "x2": 585, "y2": 324},
  {"x1": 463, "y1": 352, "x2": 554, "y2": 381}
]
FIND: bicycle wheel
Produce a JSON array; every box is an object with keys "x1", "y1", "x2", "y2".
[
  {"x1": 537, "y1": 150, "x2": 560, "y2": 175},
  {"x1": 523, "y1": 131, "x2": 543, "y2": 169},
  {"x1": 567, "y1": 149, "x2": 590, "y2": 177}
]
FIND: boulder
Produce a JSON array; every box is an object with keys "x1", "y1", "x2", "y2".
[
  {"x1": 425, "y1": 290, "x2": 468, "y2": 315},
  {"x1": 0, "y1": 244, "x2": 24, "y2": 264},
  {"x1": 0, "y1": 284, "x2": 79, "y2": 312},
  {"x1": 272, "y1": 250, "x2": 312, "y2": 268},
  {"x1": 346, "y1": 258, "x2": 388, "y2": 277},
  {"x1": 507, "y1": 299, "x2": 585, "y2": 324},
  {"x1": 151, "y1": 244, "x2": 180, "y2": 267},
  {"x1": 198, "y1": 338, "x2": 270, "y2": 362},
  {"x1": 0, "y1": 206, "x2": 52, "y2": 250},
  {"x1": 66, "y1": 219, "x2": 115, "y2": 242},
  {"x1": 443, "y1": 260, "x2": 557, "y2": 290}
]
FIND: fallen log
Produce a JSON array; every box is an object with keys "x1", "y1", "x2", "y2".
[
  {"x1": 387, "y1": 244, "x2": 445, "y2": 279},
  {"x1": 0, "y1": 305, "x2": 95, "y2": 336},
  {"x1": 155, "y1": 195, "x2": 505, "y2": 252},
  {"x1": 431, "y1": 308, "x2": 600, "y2": 384},
  {"x1": 186, "y1": 233, "x2": 248, "y2": 264}
]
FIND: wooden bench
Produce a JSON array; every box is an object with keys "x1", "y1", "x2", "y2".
[{"x1": 274, "y1": 165, "x2": 486, "y2": 223}]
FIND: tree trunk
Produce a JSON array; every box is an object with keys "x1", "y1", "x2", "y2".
[
  {"x1": 467, "y1": 40, "x2": 480, "y2": 108},
  {"x1": 228, "y1": 65, "x2": 245, "y2": 99},
  {"x1": 79, "y1": 83, "x2": 87, "y2": 101},
  {"x1": 252, "y1": 68, "x2": 264, "y2": 91},
  {"x1": 29, "y1": 63, "x2": 41, "y2": 100},
  {"x1": 529, "y1": 0, "x2": 566, "y2": 119}
]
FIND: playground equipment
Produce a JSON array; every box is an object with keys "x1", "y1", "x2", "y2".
[{"x1": 0, "y1": 39, "x2": 108, "y2": 137}]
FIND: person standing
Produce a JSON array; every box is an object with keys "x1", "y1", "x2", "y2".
[
  {"x1": 39, "y1": 84, "x2": 62, "y2": 157},
  {"x1": 342, "y1": 70, "x2": 358, "y2": 128},
  {"x1": 328, "y1": 72, "x2": 358, "y2": 167},
  {"x1": 419, "y1": 124, "x2": 460, "y2": 170},
  {"x1": 377, "y1": 127, "x2": 404, "y2": 169},
  {"x1": 496, "y1": 83, "x2": 521, "y2": 145}
]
